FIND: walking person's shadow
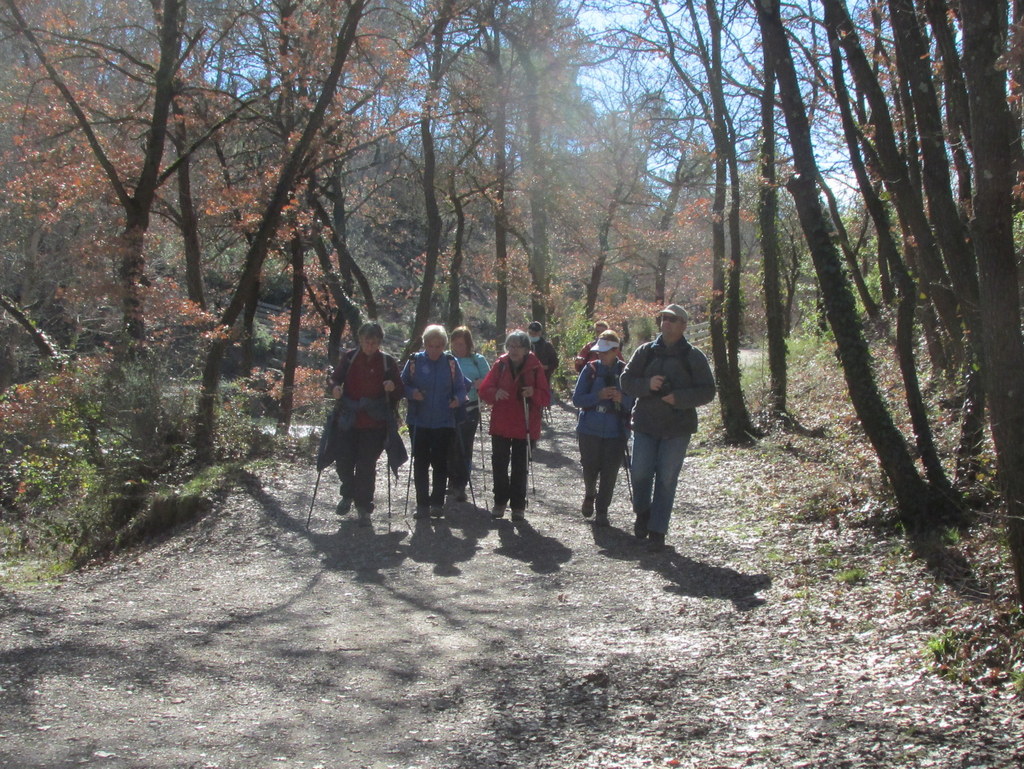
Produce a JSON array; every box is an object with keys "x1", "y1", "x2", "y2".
[
  {"x1": 407, "y1": 516, "x2": 480, "y2": 577},
  {"x1": 588, "y1": 519, "x2": 770, "y2": 610},
  {"x1": 492, "y1": 519, "x2": 573, "y2": 574},
  {"x1": 320, "y1": 517, "x2": 409, "y2": 583}
]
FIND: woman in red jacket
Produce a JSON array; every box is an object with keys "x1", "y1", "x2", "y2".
[{"x1": 478, "y1": 330, "x2": 551, "y2": 521}]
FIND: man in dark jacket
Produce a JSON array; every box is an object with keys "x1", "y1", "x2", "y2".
[
  {"x1": 527, "y1": 321, "x2": 559, "y2": 386},
  {"x1": 620, "y1": 304, "x2": 716, "y2": 551}
]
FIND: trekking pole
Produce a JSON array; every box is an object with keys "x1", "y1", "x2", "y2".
[
  {"x1": 523, "y1": 394, "x2": 535, "y2": 496},
  {"x1": 455, "y1": 422, "x2": 477, "y2": 509},
  {"x1": 622, "y1": 439, "x2": 634, "y2": 505},
  {"x1": 478, "y1": 406, "x2": 488, "y2": 494},
  {"x1": 306, "y1": 470, "x2": 323, "y2": 529},
  {"x1": 386, "y1": 452, "x2": 392, "y2": 532},
  {"x1": 404, "y1": 425, "x2": 416, "y2": 519}
]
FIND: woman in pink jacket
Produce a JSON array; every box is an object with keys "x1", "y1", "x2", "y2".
[{"x1": 478, "y1": 330, "x2": 551, "y2": 522}]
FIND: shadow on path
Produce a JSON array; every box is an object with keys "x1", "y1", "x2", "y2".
[
  {"x1": 492, "y1": 519, "x2": 573, "y2": 574},
  {"x1": 590, "y1": 523, "x2": 770, "y2": 610}
]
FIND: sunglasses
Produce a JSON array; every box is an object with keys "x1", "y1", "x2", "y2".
[{"x1": 657, "y1": 314, "x2": 684, "y2": 323}]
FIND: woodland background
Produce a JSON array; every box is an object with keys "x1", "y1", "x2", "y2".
[{"x1": 1, "y1": 0, "x2": 1024, "y2": 652}]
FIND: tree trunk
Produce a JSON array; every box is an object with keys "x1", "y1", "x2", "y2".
[
  {"x1": 922, "y1": 0, "x2": 973, "y2": 210},
  {"x1": 586, "y1": 200, "x2": 617, "y2": 319},
  {"x1": 823, "y1": 0, "x2": 964, "y2": 368},
  {"x1": 756, "y1": 0, "x2": 960, "y2": 526},
  {"x1": 758, "y1": 46, "x2": 788, "y2": 418},
  {"x1": 241, "y1": 279, "x2": 260, "y2": 377},
  {"x1": 447, "y1": 180, "x2": 466, "y2": 330},
  {"x1": 404, "y1": 8, "x2": 451, "y2": 359},
  {"x1": 828, "y1": 25, "x2": 954, "y2": 498},
  {"x1": 277, "y1": 234, "x2": 304, "y2": 436},
  {"x1": 485, "y1": 25, "x2": 510, "y2": 347},
  {"x1": 961, "y1": 0, "x2": 1024, "y2": 605},
  {"x1": 0, "y1": 292, "x2": 62, "y2": 362},
  {"x1": 172, "y1": 99, "x2": 206, "y2": 309},
  {"x1": 707, "y1": 0, "x2": 755, "y2": 442},
  {"x1": 654, "y1": 156, "x2": 688, "y2": 307},
  {"x1": 316, "y1": 180, "x2": 376, "y2": 318},
  {"x1": 818, "y1": 174, "x2": 879, "y2": 320},
  {"x1": 195, "y1": 0, "x2": 367, "y2": 462},
  {"x1": 521, "y1": 54, "x2": 550, "y2": 326},
  {"x1": 888, "y1": 0, "x2": 988, "y2": 481}
]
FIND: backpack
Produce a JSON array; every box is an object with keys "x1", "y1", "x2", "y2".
[
  {"x1": 408, "y1": 352, "x2": 470, "y2": 424},
  {"x1": 631, "y1": 339, "x2": 694, "y2": 383},
  {"x1": 332, "y1": 348, "x2": 400, "y2": 391},
  {"x1": 581, "y1": 358, "x2": 625, "y2": 408}
]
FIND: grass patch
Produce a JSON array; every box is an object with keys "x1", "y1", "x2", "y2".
[{"x1": 834, "y1": 568, "x2": 867, "y2": 584}]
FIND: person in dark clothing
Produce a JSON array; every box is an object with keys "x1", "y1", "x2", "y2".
[
  {"x1": 329, "y1": 322, "x2": 404, "y2": 526},
  {"x1": 620, "y1": 304, "x2": 716, "y2": 551},
  {"x1": 574, "y1": 320, "x2": 610, "y2": 373},
  {"x1": 527, "y1": 321, "x2": 559, "y2": 388},
  {"x1": 571, "y1": 330, "x2": 634, "y2": 527}
]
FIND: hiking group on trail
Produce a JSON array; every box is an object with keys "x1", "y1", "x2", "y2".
[{"x1": 321, "y1": 305, "x2": 716, "y2": 552}]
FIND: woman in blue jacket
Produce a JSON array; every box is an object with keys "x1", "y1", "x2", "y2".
[
  {"x1": 571, "y1": 330, "x2": 634, "y2": 526},
  {"x1": 402, "y1": 324, "x2": 469, "y2": 520}
]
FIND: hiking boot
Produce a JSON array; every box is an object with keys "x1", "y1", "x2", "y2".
[
  {"x1": 490, "y1": 505, "x2": 506, "y2": 520},
  {"x1": 448, "y1": 485, "x2": 468, "y2": 503},
  {"x1": 580, "y1": 496, "x2": 595, "y2": 518},
  {"x1": 335, "y1": 497, "x2": 352, "y2": 516},
  {"x1": 413, "y1": 505, "x2": 431, "y2": 520},
  {"x1": 429, "y1": 504, "x2": 445, "y2": 519},
  {"x1": 647, "y1": 531, "x2": 666, "y2": 552},
  {"x1": 510, "y1": 508, "x2": 526, "y2": 522},
  {"x1": 593, "y1": 513, "x2": 610, "y2": 527},
  {"x1": 633, "y1": 511, "x2": 649, "y2": 540},
  {"x1": 356, "y1": 507, "x2": 372, "y2": 527}
]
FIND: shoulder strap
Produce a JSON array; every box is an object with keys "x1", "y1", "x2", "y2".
[
  {"x1": 445, "y1": 352, "x2": 459, "y2": 397},
  {"x1": 635, "y1": 343, "x2": 655, "y2": 376},
  {"x1": 334, "y1": 347, "x2": 359, "y2": 385}
]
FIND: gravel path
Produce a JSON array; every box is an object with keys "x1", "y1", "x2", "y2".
[{"x1": 1, "y1": 402, "x2": 1021, "y2": 768}]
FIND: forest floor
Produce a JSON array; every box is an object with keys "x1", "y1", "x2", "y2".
[{"x1": 1, "y1": 388, "x2": 1023, "y2": 768}]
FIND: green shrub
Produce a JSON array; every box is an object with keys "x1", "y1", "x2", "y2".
[{"x1": 0, "y1": 354, "x2": 271, "y2": 573}]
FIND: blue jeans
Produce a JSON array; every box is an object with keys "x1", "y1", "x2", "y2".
[{"x1": 630, "y1": 431, "x2": 691, "y2": 535}]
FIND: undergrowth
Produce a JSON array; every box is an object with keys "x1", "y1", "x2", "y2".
[
  {"x1": 753, "y1": 327, "x2": 1023, "y2": 697},
  {"x1": 0, "y1": 354, "x2": 278, "y2": 582}
]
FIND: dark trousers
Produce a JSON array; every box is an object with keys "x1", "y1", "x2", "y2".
[
  {"x1": 492, "y1": 435, "x2": 528, "y2": 511},
  {"x1": 446, "y1": 409, "x2": 479, "y2": 490},
  {"x1": 412, "y1": 427, "x2": 452, "y2": 506},
  {"x1": 335, "y1": 427, "x2": 386, "y2": 510},
  {"x1": 578, "y1": 433, "x2": 627, "y2": 517}
]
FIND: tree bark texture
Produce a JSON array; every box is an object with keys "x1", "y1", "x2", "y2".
[
  {"x1": 758, "y1": 47, "x2": 787, "y2": 418},
  {"x1": 277, "y1": 234, "x2": 305, "y2": 436},
  {"x1": 757, "y1": 0, "x2": 957, "y2": 526},
  {"x1": 960, "y1": 0, "x2": 1024, "y2": 605}
]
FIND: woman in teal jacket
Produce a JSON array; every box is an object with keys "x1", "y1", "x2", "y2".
[{"x1": 447, "y1": 326, "x2": 490, "y2": 502}]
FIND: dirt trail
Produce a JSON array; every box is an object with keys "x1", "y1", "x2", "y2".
[{"x1": 0, "y1": 402, "x2": 1020, "y2": 768}]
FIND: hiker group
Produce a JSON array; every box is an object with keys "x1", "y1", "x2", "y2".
[{"x1": 322, "y1": 305, "x2": 716, "y2": 552}]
